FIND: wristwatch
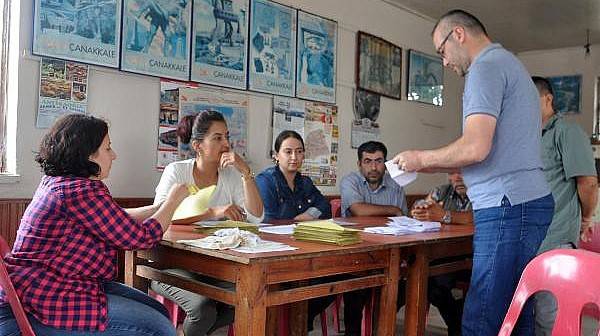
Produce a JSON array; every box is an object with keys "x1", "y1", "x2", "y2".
[{"x1": 442, "y1": 210, "x2": 452, "y2": 224}]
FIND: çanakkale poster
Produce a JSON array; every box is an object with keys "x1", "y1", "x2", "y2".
[
  {"x1": 296, "y1": 11, "x2": 336, "y2": 103},
  {"x1": 33, "y1": 0, "x2": 122, "y2": 68},
  {"x1": 248, "y1": 0, "x2": 296, "y2": 97},
  {"x1": 121, "y1": 0, "x2": 192, "y2": 80},
  {"x1": 191, "y1": 0, "x2": 249, "y2": 90}
]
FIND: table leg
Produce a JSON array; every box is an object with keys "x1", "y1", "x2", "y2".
[
  {"x1": 404, "y1": 246, "x2": 429, "y2": 336},
  {"x1": 376, "y1": 247, "x2": 400, "y2": 336},
  {"x1": 235, "y1": 263, "x2": 267, "y2": 335}
]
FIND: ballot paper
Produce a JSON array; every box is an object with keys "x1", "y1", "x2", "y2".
[
  {"x1": 363, "y1": 226, "x2": 411, "y2": 235},
  {"x1": 387, "y1": 216, "x2": 441, "y2": 232},
  {"x1": 385, "y1": 160, "x2": 417, "y2": 186},
  {"x1": 259, "y1": 224, "x2": 296, "y2": 235},
  {"x1": 178, "y1": 228, "x2": 297, "y2": 253}
]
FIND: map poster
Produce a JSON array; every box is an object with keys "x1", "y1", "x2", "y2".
[
  {"x1": 296, "y1": 11, "x2": 337, "y2": 103},
  {"x1": 121, "y1": 0, "x2": 192, "y2": 80},
  {"x1": 302, "y1": 102, "x2": 338, "y2": 186},
  {"x1": 37, "y1": 58, "x2": 89, "y2": 129},
  {"x1": 191, "y1": 0, "x2": 249, "y2": 89},
  {"x1": 33, "y1": 0, "x2": 122, "y2": 68},
  {"x1": 248, "y1": 0, "x2": 296, "y2": 96}
]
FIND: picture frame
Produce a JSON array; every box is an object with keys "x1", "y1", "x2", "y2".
[
  {"x1": 190, "y1": 0, "x2": 249, "y2": 90},
  {"x1": 33, "y1": 0, "x2": 122, "y2": 68},
  {"x1": 248, "y1": 0, "x2": 297, "y2": 97},
  {"x1": 547, "y1": 75, "x2": 582, "y2": 114},
  {"x1": 295, "y1": 10, "x2": 337, "y2": 104},
  {"x1": 356, "y1": 31, "x2": 402, "y2": 100},
  {"x1": 407, "y1": 50, "x2": 444, "y2": 106},
  {"x1": 120, "y1": 0, "x2": 193, "y2": 81}
]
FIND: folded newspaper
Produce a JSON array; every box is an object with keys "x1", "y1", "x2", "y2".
[{"x1": 177, "y1": 228, "x2": 297, "y2": 253}]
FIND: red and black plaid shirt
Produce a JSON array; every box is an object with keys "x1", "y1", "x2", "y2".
[{"x1": 0, "y1": 176, "x2": 163, "y2": 331}]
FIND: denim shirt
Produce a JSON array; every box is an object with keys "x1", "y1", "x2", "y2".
[{"x1": 256, "y1": 166, "x2": 331, "y2": 223}]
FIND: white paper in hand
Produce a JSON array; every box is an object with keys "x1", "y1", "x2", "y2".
[{"x1": 385, "y1": 160, "x2": 417, "y2": 186}]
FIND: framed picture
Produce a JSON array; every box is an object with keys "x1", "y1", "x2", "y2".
[
  {"x1": 190, "y1": 0, "x2": 249, "y2": 89},
  {"x1": 120, "y1": 0, "x2": 192, "y2": 81},
  {"x1": 356, "y1": 31, "x2": 402, "y2": 99},
  {"x1": 547, "y1": 75, "x2": 582, "y2": 114},
  {"x1": 248, "y1": 0, "x2": 297, "y2": 97},
  {"x1": 295, "y1": 11, "x2": 337, "y2": 103},
  {"x1": 33, "y1": 0, "x2": 122, "y2": 68},
  {"x1": 407, "y1": 50, "x2": 444, "y2": 106}
]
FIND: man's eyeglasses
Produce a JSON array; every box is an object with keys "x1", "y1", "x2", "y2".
[{"x1": 436, "y1": 29, "x2": 454, "y2": 57}]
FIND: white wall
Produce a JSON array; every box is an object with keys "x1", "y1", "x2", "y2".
[
  {"x1": 518, "y1": 46, "x2": 598, "y2": 135},
  {"x1": 1, "y1": 0, "x2": 465, "y2": 198}
]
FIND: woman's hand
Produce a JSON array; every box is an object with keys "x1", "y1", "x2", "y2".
[
  {"x1": 166, "y1": 183, "x2": 189, "y2": 206},
  {"x1": 220, "y1": 152, "x2": 251, "y2": 176},
  {"x1": 210, "y1": 204, "x2": 246, "y2": 222},
  {"x1": 294, "y1": 213, "x2": 315, "y2": 222}
]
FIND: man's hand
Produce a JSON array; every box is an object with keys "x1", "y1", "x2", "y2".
[
  {"x1": 411, "y1": 201, "x2": 444, "y2": 222},
  {"x1": 581, "y1": 218, "x2": 596, "y2": 242},
  {"x1": 391, "y1": 150, "x2": 425, "y2": 172}
]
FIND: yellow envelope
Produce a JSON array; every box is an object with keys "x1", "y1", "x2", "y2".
[{"x1": 172, "y1": 185, "x2": 216, "y2": 222}]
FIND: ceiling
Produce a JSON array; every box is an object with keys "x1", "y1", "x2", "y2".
[{"x1": 384, "y1": 0, "x2": 600, "y2": 53}]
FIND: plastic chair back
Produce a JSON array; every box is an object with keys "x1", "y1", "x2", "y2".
[
  {"x1": 330, "y1": 198, "x2": 341, "y2": 218},
  {"x1": 0, "y1": 236, "x2": 35, "y2": 336},
  {"x1": 498, "y1": 249, "x2": 600, "y2": 336}
]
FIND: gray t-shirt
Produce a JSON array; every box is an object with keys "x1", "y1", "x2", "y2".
[
  {"x1": 340, "y1": 171, "x2": 408, "y2": 217},
  {"x1": 538, "y1": 114, "x2": 596, "y2": 253},
  {"x1": 462, "y1": 43, "x2": 550, "y2": 210}
]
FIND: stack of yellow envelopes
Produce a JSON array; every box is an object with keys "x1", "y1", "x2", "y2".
[
  {"x1": 193, "y1": 220, "x2": 260, "y2": 235},
  {"x1": 293, "y1": 220, "x2": 361, "y2": 246}
]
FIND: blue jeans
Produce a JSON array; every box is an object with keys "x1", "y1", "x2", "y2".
[
  {"x1": 462, "y1": 194, "x2": 554, "y2": 336},
  {"x1": 0, "y1": 282, "x2": 175, "y2": 336}
]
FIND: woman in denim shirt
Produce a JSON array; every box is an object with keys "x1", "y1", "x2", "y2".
[{"x1": 256, "y1": 130, "x2": 331, "y2": 223}]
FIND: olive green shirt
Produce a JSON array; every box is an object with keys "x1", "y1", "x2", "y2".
[{"x1": 538, "y1": 114, "x2": 596, "y2": 253}]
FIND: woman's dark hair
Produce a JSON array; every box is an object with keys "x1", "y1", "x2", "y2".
[
  {"x1": 190, "y1": 110, "x2": 227, "y2": 142},
  {"x1": 35, "y1": 114, "x2": 108, "y2": 177},
  {"x1": 273, "y1": 130, "x2": 305, "y2": 154},
  {"x1": 176, "y1": 114, "x2": 196, "y2": 144}
]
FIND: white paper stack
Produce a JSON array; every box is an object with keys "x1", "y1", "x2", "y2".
[
  {"x1": 385, "y1": 160, "x2": 417, "y2": 186},
  {"x1": 387, "y1": 216, "x2": 441, "y2": 232},
  {"x1": 363, "y1": 226, "x2": 411, "y2": 235}
]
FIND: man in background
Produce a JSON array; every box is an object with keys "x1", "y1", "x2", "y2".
[
  {"x1": 411, "y1": 172, "x2": 473, "y2": 225},
  {"x1": 532, "y1": 76, "x2": 598, "y2": 336}
]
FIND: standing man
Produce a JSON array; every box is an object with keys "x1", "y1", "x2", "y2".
[
  {"x1": 532, "y1": 76, "x2": 598, "y2": 336},
  {"x1": 392, "y1": 10, "x2": 554, "y2": 335}
]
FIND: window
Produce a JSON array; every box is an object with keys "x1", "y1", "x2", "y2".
[{"x1": 0, "y1": 0, "x2": 9, "y2": 172}]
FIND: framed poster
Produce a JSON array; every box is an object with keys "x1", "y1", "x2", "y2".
[
  {"x1": 120, "y1": 0, "x2": 192, "y2": 80},
  {"x1": 248, "y1": 0, "x2": 296, "y2": 97},
  {"x1": 407, "y1": 50, "x2": 443, "y2": 106},
  {"x1": 33, "y1": 0, "x2": 122, "y2": 68},
  {"x1": 295, "y1": 11, "x2": 337, "y2": 103},
  {"x1": 356, "y1": 31, "x2": 402, "y2": 99},
  {"x1": 191, "y1": 0, "x2": 249, "y2": 89},
  {"x1": 547, "y1": 75, "x2": 582, "y2": 114}
]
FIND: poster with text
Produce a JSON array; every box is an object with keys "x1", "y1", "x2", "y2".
[
  {"x1": 302, "y1": 102, "x2": 338, "y2": 186},
  {"x1": 191, "y1": 0, "x2": 249, "y2": 89},
  {"x1": 121, "y1": 0, "x2": 192, "y2": 80},
  {"x1": 37, "y1": 58, "x2": 89, "y2": 129},
  {"x1": 33, "y1": 0, "x2": 122, "y2": 68},
  {"x1": 272, "y1": 97, "x2": 305, "y2": 155},
  {"x1": 351, "y1": 89, "x2": 380, "y2": 148},
  {"x1": 157, "y1": 79, "x2": 199, "y2": 169},
  {"x1": 248, "y1": 0, "x2": 296, "y2": 96},
  {"x1": 179, "y1": 87, "x2": 248, "y2": 158},
  {"x1": 295, "y1": 11, "x2": 336, "y2": 103}
]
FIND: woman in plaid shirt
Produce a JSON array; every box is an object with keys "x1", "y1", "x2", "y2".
[{"x1": 0, "y1": 114, "x2": 188, "y2": 335}]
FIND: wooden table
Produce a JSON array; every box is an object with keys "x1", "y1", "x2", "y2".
[{"x1": 125, "y1": 217, "x2": 473, "y2": 336}]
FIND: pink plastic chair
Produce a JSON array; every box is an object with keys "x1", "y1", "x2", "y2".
[
  {"x1": 498, "y1": 249, "x2": 600, "y2": 336},
  {"x1": 0, "y1": 236, "x2": 36, "y2": 336},
  {"x1": 330, "y1": 199, "x2": 341, "y2": 218}
]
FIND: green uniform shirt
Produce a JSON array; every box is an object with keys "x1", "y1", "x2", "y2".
[{"x1": 539, "y1": 114, "x2": 596, "y2": 253}]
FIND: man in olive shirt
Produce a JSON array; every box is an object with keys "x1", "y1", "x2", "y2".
[{"x1": 532, "y1": 76, "x2": 598, "y2": 336}]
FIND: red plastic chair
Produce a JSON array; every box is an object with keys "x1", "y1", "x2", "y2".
[
  {"x1": 330, "y1": 199, "x2": 341, "y2": 218},
  {"x1": 0, "y1": 236, "x2": 36, "y2": 336},
  {"x1": 498, "y1": 249, "x2": 600, "y2": 336}
]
